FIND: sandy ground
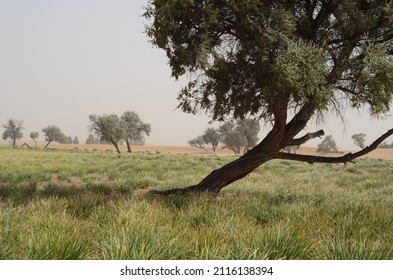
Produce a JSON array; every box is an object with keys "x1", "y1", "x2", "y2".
[
  {"x1": 44, "y1": 143, "x2": 393, "y2": 160},
  {"x1": 1, "y1": 139, "x2": 392, "y2": 160}
]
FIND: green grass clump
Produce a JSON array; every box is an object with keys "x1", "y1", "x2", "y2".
[{"x1": 0, "y1": 147, "x2": 392, "y2": 259}]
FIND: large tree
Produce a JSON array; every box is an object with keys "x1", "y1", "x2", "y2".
[
  {"x1": 145, "y1": 0, "x2": 393, "y2": 194},
  {"x1": 2, "y1": 118, "x2": 23, "y2": 148},
  {"x1": 89, "y1": 114, "x2": 124, "y2": 154},
  {"x1": 120, "y1": 111, "x2": 151, "y2": 153},
  {"x1": 42, "y1": 125, "x2": 66, "y2": 148}
]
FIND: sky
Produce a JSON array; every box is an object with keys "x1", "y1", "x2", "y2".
[{"x1": 0, "y1": 0, "x2": 392, "y2": 149}]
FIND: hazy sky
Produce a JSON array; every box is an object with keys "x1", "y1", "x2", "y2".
[{"x1": 1, "y1": 0, "x2": 392, "y2": 149}]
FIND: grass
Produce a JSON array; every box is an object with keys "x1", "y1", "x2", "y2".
[{"x1": 0, "y1": 147, "x2": 392, "y2": 259}]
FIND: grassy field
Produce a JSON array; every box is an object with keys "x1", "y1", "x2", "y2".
[{"x1": 0, "y1": 147, "x2": 392, "y2": 260}]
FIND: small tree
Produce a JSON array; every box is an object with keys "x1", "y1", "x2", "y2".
[
  {"x1": 352, "y1": 133, "x2": 367, "y2": 149},
  {"x1": 188, "y1": 136, "x2": 208, "y2": 152},
  {"x1": 85, "y1": 134, "x2": 100, "y2": 144},
  {"x1": 120, "y1": 111, "x2": 151, "y2": 153},
  {"x1": 2, "y1": 118, "x2": 24, "y2": 148},
  {"x1": 317, "y1": 136, "x2": 339, "y2": 153},
  {"x1": 30, "y1": 132, "x2": 39, "y2": 146},
  {"x1": 236, "y1": 119, "x2": 260, "y2": 153},
  {"x1": 202, "y1": 128, "x2": 220, "y2": 152},
  {"x1": 218, "y1": 121, "x2": 246, "y2": 154},
  {"x1": 73, "y1": 136, "x2": 79, "y2": 144},
  {"x1": 89, "y1": 114, "x2": 123, "y2": 154},
  {"x1": 42, "y1": 125, "x2": 66, "y2": 148}
]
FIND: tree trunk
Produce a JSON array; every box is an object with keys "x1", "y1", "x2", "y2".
[
  {"x1": 12, "y1": 137, "x2": 16, "y2": 148},
  {"x1": 110, "y1": 140, "x2": 121, "y2": 154},
  {"x1": 44, "y1": 140, "x2": 52, "y2": 149},
  {"x1": 151, "y1": 135, "x2": 281, "y2": 195},
  {"x1": 126, "y1": 140, "x2": 132, "y2": 153}
]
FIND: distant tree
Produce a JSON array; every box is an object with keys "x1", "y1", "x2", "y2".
[
  {"x1": 120, "y1": 111, "x2": 151, "y2": 153},
  {"x1": 379, "y1": 141, "x2": 393, "y2": 149},
  {"x1": 218, "y1": 121, "x2": 246, "y2": 154},
  {"x1": 30, "y1": 132, "x2": 39, "y2": 147},
  {"x1": 73, "y1": 136, "x2": 79, "y2": 145},
  {"x1": 2, "y1": 118, "x2": 23, "y2": 148},
  {"x1": 202, "y1": 128, "x2": 220, "y2": 152},
  {"x1": 352, "y1": 133, "x2": 367, "y2": 149},
  {"x1": 59, "y1": 136, "x2": 73, "y2": 144},
  {"x1": 317, "y1": 136, "x2": 339, "y2": 153},
  {"x1": 188, "y1": 136, "x2": 208, "y2": 152},
  {"x1": 89, "y1": 114, "x2": 123, "y2": 154},
  {"x1": 85, "y1": 134, "x2": 100, "y2": 144},
  {"x1": 42, "y1": 125, "x2": 66, "y2": 148},
  {"x1": 236, "y1": 119, "x2": 260, "y2": 153}
]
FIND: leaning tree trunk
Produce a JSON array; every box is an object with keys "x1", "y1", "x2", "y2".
[
  {"x1": 126, "y1": 140, "x2": 132, "y2": 153},
  {"x1": 151, "y1": 130, "x2": 283, "y2": 195},
  {"x1": 110, "y1": 140, "x2": 121, "y2": 154},
  {"x1": 44, "y1": 140, "x2": 52, "y2": 149}
]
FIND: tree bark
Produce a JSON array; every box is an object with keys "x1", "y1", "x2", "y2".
[
  {"x1": 110, "y1": 140, "x2": 121, "y2": 154},
  {"x1": 126, "y1": 140, "x2": 132, "y2": 153},
  {"x1": 44, "y1": 140, "x2": 52, "y2": 149}
]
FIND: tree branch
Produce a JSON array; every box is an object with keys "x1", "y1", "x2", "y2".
[
  {"x1": 288, "y1": 129, "x2": 325, "y2": 147},
  {"x1": 275, "y1": 128, "x2": 393, "y2": 164}
]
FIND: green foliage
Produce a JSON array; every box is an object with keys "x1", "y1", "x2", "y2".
[
  {"x1": 2, "y1": 118, "x2": 23, "y2": 148},
  {"x1": 0, "y1": 148, "x2": 393, "y2": 259},
  {"x1": 120, "y1": 111, "x2": 151, "y2": 146},
  {"x1": 317, "y1": 135, "x2": 339, "y2": 153},
  {"x1": 30, "y1": 132, "x2": 39, "y2": 146},
  {"x1": 145, "y1": 0, "x2": 393, "y2": 120},
  {"x1": 188, "y1": 136, "x2": 207, "y2": 151},
  {"x1": 88, "y1": 114, "x2": 123, "y2": 153},
  {"x1": 202, "y1": 128, "x2": 220, "y2": 152},
  {"x1": 85, "y1": 134, "x2": 100, "y2": 144},
  {"x1": 41, "y1": 125, "x2": 65, "y2": 148},
  {"x1": 352, "y1": 133, "x2": 367, "y2": 149}
]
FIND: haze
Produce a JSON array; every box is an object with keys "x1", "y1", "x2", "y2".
[{"x1": 1, "y1": 0, "x2": 392, "y2": 149}]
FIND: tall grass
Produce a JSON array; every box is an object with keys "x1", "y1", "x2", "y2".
[{"x1": 0, "y1": 147, "x2": 392, "y2": 259}]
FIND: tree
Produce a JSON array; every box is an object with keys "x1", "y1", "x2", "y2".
[
  {"x1": 236, "y1": 119, "x2": 260, "y2": 153},
  {"x1": 379, "y1": 141, "x2": 393, "y2": 148},
  {"x1": 317, "y1": 135, "x2": 339, "y2": 153},
  {"x1": 120, "y1": 111, "x2": 151, "y2": 153},
  {"x1": 2, "y1": 118, "x2": 23, "y2": 148},
  {"x1": 85, "y1": 134, "x2": 100, "y2": 144},
  {"x1": 202, "y1": 128, "x2": 220, "y2": 152},
  {"x1": 30, "y1": 132, "x2": 39, "y2": 147},
  {"x1": 42, "y1": 125, "x2": 66, "y2": 148},
  {"x1": 352, "y1": 133, "x2": 367, "y2": 149},
  {"x1": 88, "y1": 114, "x2": 123, "y2": 154},
  {"x1": 73, "y1": 136, "x2": 79, "y2": 145},
  {"x1": 188, "y1": 136, "x2": 208, "y2": 152},
  {"x1": 145, "y1": 1, "x2": 393, "y2": 195},
  {"x1": 218, "y1": 121, "x2": 246, "y2": 154}
]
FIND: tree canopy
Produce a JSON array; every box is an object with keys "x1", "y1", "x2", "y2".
[
  {"x1": 42, "y1": 125, "x2": 66, "y2": 148},
  {"x1": 352, "y1": 133, "x2": 367, "y2": 149},
  {"x1": 145, "y1": 0, "x2": 393, "y2": 194},
  {"x1": 120, "y1": 111, "x2": 151, "y2": 153},
  {"x1": 89, "y1": 114, "x2": 124, "y2": 154},
  {"x1": 2, "y1": 118, "x2": 23, "y2": 148}
]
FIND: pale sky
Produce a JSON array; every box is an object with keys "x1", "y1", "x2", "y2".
[{"x1": 1, "y1": 0, "x2": 392, "y2": 149}]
